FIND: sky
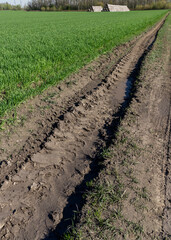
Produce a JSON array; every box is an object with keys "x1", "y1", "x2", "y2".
[{"x1": 0, "y1": 0, "x2": 28, "y2": 6}]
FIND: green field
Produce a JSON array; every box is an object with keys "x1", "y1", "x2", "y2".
[{"x1": 0, "y1": 10, "x2": 167, "y2": 118}]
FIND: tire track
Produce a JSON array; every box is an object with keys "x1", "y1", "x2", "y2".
[{"x1": 0, "y1": 16, "x2": 167, "y2": 240}]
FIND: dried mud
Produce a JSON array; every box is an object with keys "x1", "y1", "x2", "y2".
[{"x1": 0, "y1": 16, "x2": 169, "y2": 240}]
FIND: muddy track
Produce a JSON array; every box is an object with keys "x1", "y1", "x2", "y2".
[{"x1": 0, "y1": 16, "x2": 167, "y2": 240}]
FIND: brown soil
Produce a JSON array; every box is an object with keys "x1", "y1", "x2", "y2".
[{"x1": 0, "y1": 15, "x2": 169, "y2": 240}]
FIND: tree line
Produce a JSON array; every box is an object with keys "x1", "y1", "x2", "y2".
[
  {"x1": 0, "y1": 0, "x2": 170, "y2": 11},
  {"x1": 0, "y1": 3, "x2": 21, "y2": 10},
  {"x1": 26, "y1": 0, "x2": 171, "y2": 11}
]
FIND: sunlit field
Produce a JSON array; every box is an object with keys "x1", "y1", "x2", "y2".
[{"x1": 0, "y1": 10, "x2": 167, "y2": 117}]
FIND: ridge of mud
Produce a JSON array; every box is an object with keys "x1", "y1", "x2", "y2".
[{"x1": 0, "y1": 15, "x2": 168, "y2": 240}]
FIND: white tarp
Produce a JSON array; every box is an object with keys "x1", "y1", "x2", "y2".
[{"x1": 104, "y1": 4, "x2": 130, "y2": 12}]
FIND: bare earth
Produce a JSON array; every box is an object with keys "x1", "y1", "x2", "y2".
[{"x1": 0, "y1": 15, "x2": 170, "y2": 240}]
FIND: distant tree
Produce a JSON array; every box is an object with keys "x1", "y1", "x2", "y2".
[
  {"x1": 50, "y1": 5, "x2": 56, "y2": 10},
  {"x1": 0, "y1": 2, "x2": 22, "y2": 10}
]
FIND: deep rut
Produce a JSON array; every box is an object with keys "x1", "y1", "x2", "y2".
[{"x1": 0, "y1": 17, "x2": 167, "y2": 240}]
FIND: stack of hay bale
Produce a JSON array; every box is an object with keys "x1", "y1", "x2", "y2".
[
  {"x1": 89, "y1": 6, "x2": 103, "y2": 12},
  {"x1": 89, "y1": 4, "x2": 130, "y2": 12},
  {"x1": 103, "y1": 4, "x2": 130, "y2": 12}
]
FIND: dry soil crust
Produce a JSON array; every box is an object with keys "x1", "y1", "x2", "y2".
[{"x1": 0, "y1": 16, "x2": 168, "y2": 240}]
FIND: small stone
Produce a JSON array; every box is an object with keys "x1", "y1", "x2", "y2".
[{"x1": 29, "y1": 182, "x2": 38, "y2": 191}]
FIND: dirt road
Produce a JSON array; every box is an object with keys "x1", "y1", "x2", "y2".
[{"x1": 0, "y1": 15, "x2": 170, "y2": 240}]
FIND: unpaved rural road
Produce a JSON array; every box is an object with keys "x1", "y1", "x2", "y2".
[{"x1": 0, "y1": 15, "x2": 170, "y2": 239}]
